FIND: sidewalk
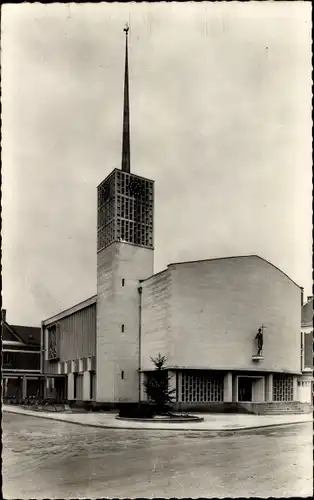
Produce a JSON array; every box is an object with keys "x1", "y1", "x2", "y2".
[{"x1": 3, "y1": 404, "x2": 312, "y2": 431}]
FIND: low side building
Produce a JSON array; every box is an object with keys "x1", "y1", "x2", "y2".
[
  {"x1": 41, "y1": 296, "x2": 96, "y2": 401},
  {"x1": 1, "y1": 309, "x2": 41, "y2": 400}
]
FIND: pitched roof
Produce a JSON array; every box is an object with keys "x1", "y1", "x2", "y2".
[
  {"x1": 1, "y1": 319, "x2": 41, "y2": 345},
  {"x1": 12, "y1": 325, "x2": 41, "y2": 345},
  {"x1": 43, "y1": 295, "x2": 97, "y2": 325},
  {"x1": 4, "y1": 322, "x2": 41, "y2": 345},
  {"x1": 302, "y1": 299, "x2": 313, "y2": 327},
  {"x1": 2, "y1": 322, "x2": 20, "y2": 342}
]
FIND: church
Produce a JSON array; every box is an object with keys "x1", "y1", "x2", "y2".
[{"x1": 41, "y1": 28, "x2": 312, "y2": 413}]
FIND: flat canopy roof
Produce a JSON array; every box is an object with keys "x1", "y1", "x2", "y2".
[{"x1": 43, "y1": 295, "x2": 97, "y2": 326}]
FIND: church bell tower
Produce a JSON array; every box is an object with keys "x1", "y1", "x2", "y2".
[{"x1": 96, "y1": 26, "x2": 154, "y2": 403}]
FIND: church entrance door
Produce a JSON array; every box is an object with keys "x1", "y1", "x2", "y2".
[{"x1": 238, "y1": 377, "x2": 253, "y2": 402}]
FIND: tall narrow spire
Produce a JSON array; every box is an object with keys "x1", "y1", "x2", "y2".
[{"x1": 121, "y1": 24, "x2": 130, "y2": 173}]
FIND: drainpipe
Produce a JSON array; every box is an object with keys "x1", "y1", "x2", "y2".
[
  {"x1": 138, "y1": 286, "x2": 142, "y2": 404},
  {"x1": 40, "y1": 321, "x2": 45, "y2": 398}
]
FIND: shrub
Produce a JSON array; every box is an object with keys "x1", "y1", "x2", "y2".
[{"x1": 143, "y1": 353, "x2": 176, "y2": 415}]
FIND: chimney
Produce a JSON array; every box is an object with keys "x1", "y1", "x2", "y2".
[
  {"x1": 1, "y1": 309, "x2": 6, "y2": 322},
  {"x1": 301, "y1": 287, "x2": 304, "y2": 306}
]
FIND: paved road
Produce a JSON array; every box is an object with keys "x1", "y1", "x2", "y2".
[{"x1": 2, "y1": 413, "x2": 312, "y2": 498}]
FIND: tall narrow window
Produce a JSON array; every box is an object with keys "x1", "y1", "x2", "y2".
[
  {"x1": 121, "y1": 370, "x2": 124, "y2": 380},
  {"x1": 73, "y1": 373, "x2": 78, "y2": 399},
  {"x1": 90, "y1": 371, "x2": 95, "y2": 400},
  {"x1": 121, "y1": 324, "x2": 124, "y2": 333},
  {"x1": 47, "y1": 325, "x2": 58, "y2": 360},
  {"x1": 122, "y1": 278, "x2": 125, "y2": 287}
]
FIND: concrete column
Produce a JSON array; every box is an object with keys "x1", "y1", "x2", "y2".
[
  {"x1": 296, "y1": 379, "x2": 302, "y2": 402},
  {"x1": 22, "y1": 377, "x2": 27, "y2": 399},
  {"x1": 293, "y1": 376, "x2": 298, "y2": 402},
  {"x1": 296, "y1": 376, "x2": 313, "y2": 403},
  {"x1": 168, "y1": 371, "x2": 177, "y2": 402},
  {"x1": 2, "y1": 378, "x2": 4, "y2": 399},
  {"x1": 177, "y1": 372, "x2": 182, "y2": 403},
  {"x1": 223, "y1": 372, "x2": 233, "y2": 402},
  {"x1": 79, "y1": 359, "x2": 84, "y2": 373},
  {"x1": 3, "y1": 378, "x2": 9, "y2": 398},
  {"x1": 232, "y1": 376, "x2": 238, "y2": 402},
  {"x1": 67, "y1": 374, "x2": 74, "y2": 400},
  {"x1": 140, "y1": 372, "x2": 147, "y2": 402},
  {"x1": 306, "y1": 381, "x2": 312, "y2": 404},
  {"x1": 44, "y1": 328, "x2": 48, "y2": 361},
  {"x1": 83, "y1": 371, "x2": 90, "y2": 401},
  {"x1": 265, "y1": 374, "x2": 273, "y2": 401}
]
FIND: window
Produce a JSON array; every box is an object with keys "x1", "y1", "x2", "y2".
[
  {"x1": 121, "y1": 370, "x2": 124, "y2": 380},
  {"x1": 2, "y1": 351, "x2": 39, "y2": 370},
  {"x1": 73, "y1": 373, "x2": 78, "y2": 399},
  {"x1": 303, "y1": 331, "x2": 313, "y2": 369},
  {"x1": 121, "y1": 324, "x2": 124, "y2": 333},
  {"x1": 181, "y1": 372, "x2": 223, "y2": 402},
  {"x1": 47, "y1": 325, "x2": 58, "y2": 360},
  {"x1": 2, "y1": 352, "x2": 13, "y2": 368},
  {"x1": 273, "y1": 375, "x2": 293, "y2": 401},
  {"x1": 90, "y1": 371, "x2": 95, "y2": 400},
  {"x1": 122, "y1": 278, "x2": 125, "y2": 287}
]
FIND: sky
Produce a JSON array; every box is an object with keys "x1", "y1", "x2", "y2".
[{"x1": 2, "y1": 2, "x2": 312, "y2": 326}]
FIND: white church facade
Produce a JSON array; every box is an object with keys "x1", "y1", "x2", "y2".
[{"x1": 41, "y1": 29, "x2": 312, "y2": 413}]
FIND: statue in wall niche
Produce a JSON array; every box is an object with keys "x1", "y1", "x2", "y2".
[{"x1": 255, "y1": 327, "x2": 264, "y2": 356}]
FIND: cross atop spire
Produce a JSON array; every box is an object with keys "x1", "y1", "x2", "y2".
[{"x1": 121, "y1": 24, "x2": 130, "y2": 173}]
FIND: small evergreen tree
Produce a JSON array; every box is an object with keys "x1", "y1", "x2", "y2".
[{"x1": 143, "y1": 353, "x2": 176, "y2": 415}]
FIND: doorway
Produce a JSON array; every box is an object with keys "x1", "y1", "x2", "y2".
[
  {"x1": 238, "y1": 377, "x2": 252, "y2": 402},
  {"x1": 55, "y1": 377, "x2": 66, "y2": 401}
]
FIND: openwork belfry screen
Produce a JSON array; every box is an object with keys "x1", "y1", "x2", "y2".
[
  {"x1": 273, "y1": 374, "x2": 293, "y2": 401},
  {"x1": 97, "y1": 170, "x2": 154, "y2": 252},
  {"x1": 48, "y1": 325, "x2": 58, "y2": 360},
  {"x1": 181, "y1": 372, "x2": 223, "y2": 402}
]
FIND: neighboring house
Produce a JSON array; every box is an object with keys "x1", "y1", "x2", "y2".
[
  {"x1": 1, "y1": 309, "x2": 41, "y2": 400},
  {"x1": 298, "y1": 295, "x2": 313, "y2": 402}
]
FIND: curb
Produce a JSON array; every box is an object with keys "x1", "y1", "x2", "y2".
[
  {"x1": 3, "y1": 408, "x2": 311, "y2": 433},
  {"x1": 115, "y1": 415, "x2": 204, "y2": 423}
]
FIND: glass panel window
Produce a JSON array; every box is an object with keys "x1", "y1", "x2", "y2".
[
  {"x1": 273, "y1": 375, "x2": 293, "y2": 401},
  {"x1": 48, "y1": 325, "x2": 58, "y2": 360},
  {"x1": 181, "y1": 372, "x2": 223, "y2": 402}
]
